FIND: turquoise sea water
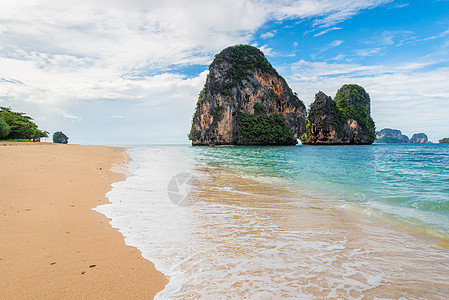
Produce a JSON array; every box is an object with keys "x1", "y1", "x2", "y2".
[
  {"x1": 96, "y1": 143, "x2": 449, "y2": 298},
  {"x1": 191, "y1": 143, "x2": 449, "y2": 236}
]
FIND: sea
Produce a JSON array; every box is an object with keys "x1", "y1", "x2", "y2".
[{"x1": 95, "y1": 143, "x2": 449, "y2": 299}]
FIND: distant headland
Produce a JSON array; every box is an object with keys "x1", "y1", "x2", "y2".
[{"x1": 374, "y1": 129, "x2": 430, "y2": 144}]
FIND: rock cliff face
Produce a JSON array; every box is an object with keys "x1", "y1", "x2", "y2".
[
  {"x1": 189, "y1": 45, "x2": 306, "y2": 146},
  {"x1": 409, "y1": 133, "x2": 428, "y2": 143},
  {"x1": 301, "y1": 85, "x2": 376, "y2": 145},
  {"x1": 375, "y1": 128, "x2": 409, "y2": 143}
]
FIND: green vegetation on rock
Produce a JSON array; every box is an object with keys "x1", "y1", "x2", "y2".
[
  {"x1": 253, "y1": 102, "x2": 265, "y2": 115},
  {"x1": 213, "y1": 44, "x2": 277, "y2": 78},
  {"x1": 439, "y1": 138, "x2": 449, "y2": 143},
  {"x1": 190, "y1": 44, "x2": 306, "y2": 146},
  {"x1": 53, "y1": 131, "x2": 69, "y2": 144},
  {"x1": 334, "y1": 84, "x2": 375, "y2": 141},
  {"x1": 0, "y1": 107, "x2": 48, "y2": 141},
  {"x1": 231, "y1": 113, "x2": 296, "y2": 145},
  {"x1": 211, "y1": 45, "x2": 304, "y2": 109},
  {"x1": 374, "y1": 128, "x2": 409, "y2": 143},
  {"x1": 196, "y1": 77, "x2": 208, "y2": 107},
  {"x1": 409, "y1": 133, "x2": 428, "y2": 143},
  {"x1": 301, "y1": 85, "x2": 376, "y2": 145}
]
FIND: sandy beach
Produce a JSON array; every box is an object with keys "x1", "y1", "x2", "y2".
[{"x1": 0, "y1": 142, "x2": 167, "y2": 299}]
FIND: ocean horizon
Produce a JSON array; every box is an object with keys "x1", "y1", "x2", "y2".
[{"x1": 96, "y1": 143, "x2": 449, "y2": 298}]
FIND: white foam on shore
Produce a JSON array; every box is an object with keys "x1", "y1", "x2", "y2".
[{"x1": 95, "y1": 145, "x2": 449, "y2": 299}]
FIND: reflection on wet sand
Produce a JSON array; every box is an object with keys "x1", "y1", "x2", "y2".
[{"x1": 192, "y1": 167, "x2": 449, "y2": 298}]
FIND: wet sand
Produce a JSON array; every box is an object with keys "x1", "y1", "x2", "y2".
[
  {"x1": 193, "y1": 167, "x2": 449, "y2": 298},
  {"x1": 0, "y1": 142, "x2": 167, "y2": 299}
]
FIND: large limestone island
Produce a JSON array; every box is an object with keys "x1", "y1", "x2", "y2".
[
  {"x1": 301, "y1": 85, "x2": 376, "y2": 145},
  {"x1": 189, "y1": 45, "x2": 307, "y2": 146}
]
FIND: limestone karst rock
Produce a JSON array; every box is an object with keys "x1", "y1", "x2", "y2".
[
  {"x1": 301, "y1": 85, "x2": 376, "y2": 145},
  {"x1": 189, "y1": 45, "x2": 306, "y2": 146},
  {"x1": 375, "y1": 128, "x2": 410, "y2": 143},
  {"x1": 409, "y1": 133, "x2": 428, "y2": 143}
]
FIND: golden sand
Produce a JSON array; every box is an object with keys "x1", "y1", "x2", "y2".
[{"x1": 0, "y1": 142, "x2": 167, "y2": 299}]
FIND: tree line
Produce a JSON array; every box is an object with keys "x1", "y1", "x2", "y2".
[{"x1": 0, "y1": 107, "x2": 48, "y2": 141}]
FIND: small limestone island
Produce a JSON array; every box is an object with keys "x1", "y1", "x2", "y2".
[
  {"x1": 375, "y1": 129, "x2": 429, "y2": 143},
  {"x1": 440, "y1": 138, "x2": 449, "y2": 143},
  {"x1": 301, "y1": 86, "x2": 375, "y2": 145},
  {"x1": 189, "y1": 45, "x2": 376, "y2": 146}
]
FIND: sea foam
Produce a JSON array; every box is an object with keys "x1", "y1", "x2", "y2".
[{"x1": 95, "y1": 145, "x2": 449, "y2": 299}]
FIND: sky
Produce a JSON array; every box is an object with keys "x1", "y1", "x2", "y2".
[{"x1": 0, "y1": 0, "x2": 448, "y2": 144}]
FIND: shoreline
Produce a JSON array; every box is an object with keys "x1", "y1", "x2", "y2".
[
  {"x1": 0, "y1": 142, "x2": 167, "y2": 299},
  {"x1": 80, "y1": 144, "x2": 449, "y2": 298}
]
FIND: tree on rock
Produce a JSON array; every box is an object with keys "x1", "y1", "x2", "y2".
[
  {"x1": 301, "y1": 84, "x2": 376, "y2": 145},
  {"x1": 189, "y1": 44, "x2": 306, "y2": 146},
  {"x1": 53, "y1": 131, "x2": 69, "y2": 144}
]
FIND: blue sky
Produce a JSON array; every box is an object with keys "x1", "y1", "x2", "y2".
[{"x1": 0, "y1": 0, "x2": 448, "y2": 144}]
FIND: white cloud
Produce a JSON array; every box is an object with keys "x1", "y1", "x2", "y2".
[
  {"x1": 51, "y1": 108, "x2": 83, "y2": 123},
  {"x1": 0, "y1": 0, "x2": 395, "y2": 144},
  {"x1": 260, "y1": 30, "x2": 277, "y2": 39},
  {"x1": 389, "y1": 3, "x2": 409, "y2": 9},
  {"x1": 354, "y1": 47, "x2": 385, "y2": 57},
  {"x1": 421, "y1": 28, "x2": 449, "y2": 41},
  {"x1": 329, "y1": 40, "x2": 343, "y2": 47},
  {"x1": 313, "y1": 27, "x2": 342, "y2": 37},
  {"x1": 367, "y1": 30, "x2": 416, "y2": 47}
]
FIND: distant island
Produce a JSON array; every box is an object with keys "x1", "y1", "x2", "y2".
[
  {"x1": 375, "y1": 129, "x2": 429, "y2": 144},
  {"x1": 439, "y1": 138, "x2": 449, "y2": 143},
  {"x1": 409, "y1": 133, "x2": 428, "y2": 143},
  {"x1": 189, "y1": 45, "x2": 375, "y2": 146}
]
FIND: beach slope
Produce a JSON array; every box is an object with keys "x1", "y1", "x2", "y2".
[{"x1": 0, "y1": 142, "x2": 167, "y2": 299}]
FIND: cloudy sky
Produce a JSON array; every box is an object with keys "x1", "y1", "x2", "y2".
[{"x1": 1, "y1": 0, "x2": 448, "y2": 144}]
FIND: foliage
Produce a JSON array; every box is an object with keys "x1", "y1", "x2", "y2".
[
  {"x1": 213, "y1": 45, "x2": 277, "y2": 78},
  {"x1": 0, "y1": 116, "x2": 11, "y2": 138},
  {"x1": 303, "y1": 93, "x2": 345, "y2": 142},
  {"x1": 53, "y1": 131, "x2": 69, "y2": 144},
  {"x1": 334, "y1": 84, "x2": 375, "y2": 140},
  {"x1": 211, "y1": 45, "x2": 277, "y2": 96},
  {"x1": 253, "y1": 102, "x2": 265, "y2": 115},
  {"x1": 301, "y1": 120, "x2": 312, "y2": 142},
  {"x1": 2, "y1": 139, "x2": 35, "y2": 142},
  {"x1": 232, "y1": 113, "x2": 296, "y2": 145},
  {"x1": 0, "y1": 107, "x2": 48, "y2": 140},
  {"x1": 210, "y1": 45, "x2": 305, "y2": 109},
  {"x1": 196, "y1": 77, "x2": 208, "y2": 107},
  {"x1": 439, "y1": 138, "x2": 449, "y2": 143},
  {"x1": 409, "y1": 133, "x2": 428, "y2": 143}
]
